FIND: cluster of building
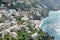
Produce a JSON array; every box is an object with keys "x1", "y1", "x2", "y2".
[{"x1": 0, "y1": 0, "x2": 49, "y2": 40}]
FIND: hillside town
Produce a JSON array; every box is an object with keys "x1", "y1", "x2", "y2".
[{"x1": 0, "y1": 0, "x2": 54, "y2": 40}]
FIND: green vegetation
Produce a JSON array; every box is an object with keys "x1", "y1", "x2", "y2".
[
  {"x1": 15, "y1": 16, "x2": 25, "y2": 24},
  {"x1": 16, "y1": 3, "x2": 26, "y2": 10},
  {"x1": 4, "y1": 33, "x2": 17, "y2": 40},
  {"x1": 15, "y1": 16, "x2": 21, "y2": 21},
  {"x1": 0, "y1": 20, "x2": 5, "y2": 23},
  {"x1": 16, "y1": 30, "x2": 31, "y2": 40},
  {"x1": 4, "y1": 33, "x2": 10, "y2": 40},
  {"x1": 0, "y1": 18, "x2": 53, "y2": 40},
  {"x1": 0, "y1": 33, "x2": 3, "y2": 40},
  {"x1": 15, "y1": 27, "x2": 53, "y2": 40},
  {"x1": 7, "y1": 2, "x2": 29, "y2": 10}
]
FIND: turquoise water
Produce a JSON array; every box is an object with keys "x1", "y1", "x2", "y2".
[{"x1": 39, "y1": 11, "x2": 60, "y2": 40}]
